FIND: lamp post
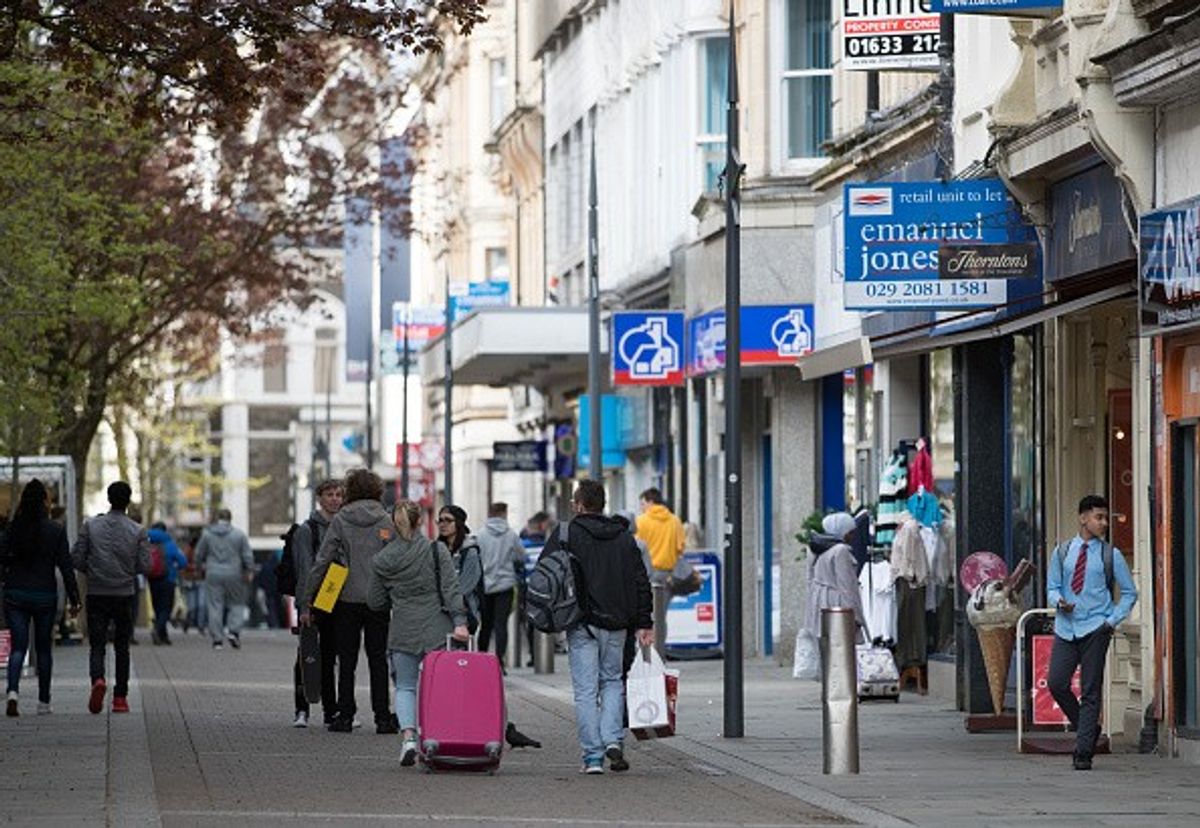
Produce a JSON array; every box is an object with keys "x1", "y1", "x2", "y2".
[
  {"x1": 400, "y1": 303, "x2": 411, "y2": 500},
  {"x1": 587, "y1": 123, "x2": 602, "y2": 482},
  {"x1": 444, "y1": 266, "x2": 454, "y2": 505},
  {"x1": 722, "y1": 1, "x2": 745, "y2": 740}
]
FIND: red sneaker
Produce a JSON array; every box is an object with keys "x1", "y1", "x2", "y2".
[
  {"x1": 88, "y1": 679, "x2": 106, "y2": 715},
  {"x1": 111, "y1": 696, "x2": 130, "y2": 714}
]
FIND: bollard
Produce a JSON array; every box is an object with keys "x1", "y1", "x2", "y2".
[
  {"x1": 533, "y1": 630, "x2": 555, "y2": 674},
  {"x1": 821, "y1": 607, "x2": 860, "y2": 775},
  {"x1": 505, "y1": 603, "x2": 521, "y2": 669}
]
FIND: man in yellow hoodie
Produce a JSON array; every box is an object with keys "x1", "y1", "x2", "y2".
[{"x1": 635, "y1": 488, "x2": 685, "y2": 654}]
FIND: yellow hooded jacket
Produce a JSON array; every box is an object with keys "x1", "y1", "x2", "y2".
[{"x1": 636, "y1": 504, "x2": 685, "y2": 571}]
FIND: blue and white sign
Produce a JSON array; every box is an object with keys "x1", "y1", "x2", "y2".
[
  {"x1": 449, "y1": 280, "x2": 511, "y2": 321},
  {"x1": 843, "y1": 178, "x2": 1039, "y2": 311},
  {"x1": 932, "y1": 0, "x2": 1062, "y2": 13},
  {"x1": 686, "y1": 305, "x2": 815, "y2": 376},
  {"x1": 612, "y1": 311, "x2": 685, "y2": 386},
  {"x1": 1141, "y1": 195, "x2": 1200, "y2": 331},
  {"x1": 666, "y1": 552, "x2": 722, "y2": 650}
]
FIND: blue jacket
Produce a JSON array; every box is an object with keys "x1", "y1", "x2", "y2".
[{"x1": 147, "y1": 527, "x2": 189, "y2": 586}]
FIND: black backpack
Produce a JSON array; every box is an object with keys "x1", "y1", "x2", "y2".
[
  {"x1": 277, "y1": 519, "x2": 316, "y2": 598},
  {"x1": 525, "y1": 521, "x2": 585, "y2": 634}
]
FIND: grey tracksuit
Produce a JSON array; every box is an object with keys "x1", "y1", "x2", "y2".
[{"x1": 194, "y1": 521, "x2": 254, "y2": 642}]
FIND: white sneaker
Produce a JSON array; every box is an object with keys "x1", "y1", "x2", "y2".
[
  {"x1": 37, "y1": 702, "x2": 52, "y2": 716},
  {"x1": 293, "y1": 711, "x2": 309, "y2": 728},
  {"x1": 352, "y1": 715, "x2": 363, "y2": 729},
  {"x1": 400, "y1": 739, "x2": 418, "y2": 767}
]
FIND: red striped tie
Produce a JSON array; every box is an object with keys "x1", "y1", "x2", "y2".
[{"x1": 1070, "y1": 543, "x2": 1088, "y2": 594}]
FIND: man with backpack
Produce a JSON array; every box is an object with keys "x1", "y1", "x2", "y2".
[
  {"x1": 146, "y1": 522, "x2": 188, "y2": 646},
  {"x1": 286, "y1": 478, "x2": 343, "y2": 728},
  {"x1": 1046, "y1": 494, "x2": 1137, "y2": 771},
  {"x1": 538, "y1": 480, "x2": 652, "y2": 775}
]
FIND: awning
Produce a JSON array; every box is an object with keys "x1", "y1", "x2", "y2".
[
  {"x1": 870, "y1": 284, "x2": 1135, "y2": 361},
  {"x1": 796, "y1": 337, "x2": 873, "y2": 381},
  {"x1": 420, "y1": 306, "x2": 609, "y2": 389}
]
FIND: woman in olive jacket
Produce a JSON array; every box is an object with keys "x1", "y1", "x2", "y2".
[{"x1": 367, "y1": 500, "x2": 468, "y2": 766}]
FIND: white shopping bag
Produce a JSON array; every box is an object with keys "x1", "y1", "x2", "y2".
[
  {"x1": 626, "y1": 646, "x2": 677, "y2": 739},
  {"x1": 792, "y1": 629, "x2": 819, "y2": 680}
]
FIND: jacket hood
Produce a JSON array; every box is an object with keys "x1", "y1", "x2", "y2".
[
  {"x1": 147, "y1": 527, "x2": 171, "y2": 544},
  {"x1": 641, "y1": 504, "x2": 675, "y2": 525},
  {"x1": 372, "y1": 534, "x2": 434, "y2": 580},
  {"x1": 340, "y1": 499, "x2": 388, "y2": 527},
  {"x1": 573, "y1": 512, "x2": 627, "y2": 541},
  {"x1": 483, "y1": 517, "x2": 512, "y2": 536},
  {"x1": 209, "y1": 522, "x2": 233, "y2": 537}
]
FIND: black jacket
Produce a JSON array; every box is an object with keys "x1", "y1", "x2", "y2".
[
  {"x1": 542, "y1": 513, "x2": 652, "y2": 632},
  {"x1": 0, "y1": 518, "x2": 80, "y2": 605}
]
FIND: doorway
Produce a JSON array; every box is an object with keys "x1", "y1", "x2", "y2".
[{"x1": 1173, "y1": 423, "x2": 1200, "y2": 731}]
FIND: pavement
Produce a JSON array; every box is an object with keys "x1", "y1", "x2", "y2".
[{"x1": 2, "y1": 629, "x2": 1200, "y2": 827}]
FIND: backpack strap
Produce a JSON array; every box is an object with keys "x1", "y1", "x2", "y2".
[
  {"x1": 1100, "y1": 541, "x2": 1115, "y2": 597},
  {"x1": 558, "y1": 519, "x2": 570, "y2": 550},
  {"x1": 431, "y1": 540, "x2": 449, "y2": 615}
]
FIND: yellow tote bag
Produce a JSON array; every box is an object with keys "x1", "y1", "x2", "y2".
[{"x1": 313, "y1": 562, "x2": 349, "y2": 613}]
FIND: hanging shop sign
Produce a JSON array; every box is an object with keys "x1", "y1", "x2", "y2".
[
  {"x1": 611, "y1": 311, "x2": 685, "y2": 386},
  {"x1": 491, "y1": 440, "x2": 549, "y2": 473},
  {"x1": 1048, "y1": 164, "x2": 1135, "y2": 283},
  {"x1": 1139, "y1": 194, "x2": 1200, "y2": 332},
  {"x1": 843, "y1": 178, "x2": 1039, "y2": 311},
  {"x1": 842, "y1": 1, "x2": 940, "y2": 72},
  {"x1": 932, "y1": 0, "x2": 1062, "y2": 13},
  {"x1": 937, "y1": 242, "x2": 1040, "y2": 281},
  {"x1": 449, "y1": 280, "x2": 511, "y2": 321},
  {"x1": 392, "y1": 304, "x2": 446, "y2": 350},
  {"x1": 685, "y1": 305, "x2": 816, "y2": 376}
]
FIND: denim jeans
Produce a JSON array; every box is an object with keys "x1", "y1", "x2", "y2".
[
  {"x1": 566, "y1": 625, "x2": 627, "y2": 763},
  {"x1": 3, "y1": 599, "x2": 56, "y2": 703},
  {"x1": 388, "y1": 650, "x2": 422, "y2": 732}
]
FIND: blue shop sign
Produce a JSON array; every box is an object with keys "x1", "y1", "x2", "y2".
[
  {"x1": 449, "y1": 280, "x2": 511, "y2": 321},
  {"x1": 932, "y1": 1, "x2": 1061, "y2": 12},
  {"x1": 1140, "y1": 195, "x2": 1200, "y2": 332},
  {"x1": 685, "y1": 305, "x2": 815, "y2": 376},
  {"x1": 611, "y1": 311, "x2": 685, "y2": 386},
  {"x1": 843, "y1": 178, "x2": 1040, "y2": 311}
]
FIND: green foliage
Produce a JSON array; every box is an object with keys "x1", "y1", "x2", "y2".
[{"x1": 794, "y1": 510, "x2": 828, "y2": 547}]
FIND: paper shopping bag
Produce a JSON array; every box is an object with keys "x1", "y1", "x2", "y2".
[
  {"x1": 312, "y1": 562, "x2": 348, "y2": 613},
  {"x1": 627, "y1": 646, "x2": 679, "y2": 740}
]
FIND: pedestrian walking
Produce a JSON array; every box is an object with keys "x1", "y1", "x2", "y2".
[
  {"x1": 634, "y1": 487, "x2": 684, "y2": 654},
  {"x1": 72, "y1": 481, "x2": 151, "y2": 715},
  {"x1": 194, "y1": 509, "x2": 255, "y2": 649},
  {"x1": 303, "y1": 468, "x2": 395, "y2": 734},
  {"x1": 476, "y1": 502, "x2": 525, "y2": 666},
  {"x1": 146, "y1": 522, "x2": 188, "y2": 646},
  {"x1": 543, "y1": 480, "x2": 653, "y2": 774},
  {"x1": 1047, "y1": 494, "x2": 1137, "y2": 771},
  {"x1": 803, "y1": 512, "x2": 867, "y2": 646},
  {"x1": 1, "y1": 479, "x2": 81, "y2": 716},
  {"x1": 367, "y1": 499, "x2": 469, "y2": 766},
  {"x1": 290, "y1": 478, "x2": 343, "y2": 728},
  {"x1": 436, "y1": 505, "x2": 484, "y2": 635}
]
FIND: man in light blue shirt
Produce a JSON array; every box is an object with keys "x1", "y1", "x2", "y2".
[{"x1": 1046, "y1": 494, "x2": 1137, "y2": 771}]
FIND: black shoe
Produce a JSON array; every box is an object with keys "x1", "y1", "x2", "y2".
[
  {"x1": 228, "y1": 633, "x2": 241, "y2": 650},
  {"x1": 151, "y1": 631, "x2": 163, "y2": 646},
  {"x1": 376, "y1": 718, "x2": 399, "y2": 735},
  {"x1": 605, "y1": 744, "x2": 629, "y2": 772},
  {"x1": 327, "y1": 715, "x2": 353, "y2": 733},
  {"x1": 1073, "y1": 753, "x2": 1093, "y2": 771},
  {"x1": 505, "y1": 722, "x2": 542, "y2": 749}
]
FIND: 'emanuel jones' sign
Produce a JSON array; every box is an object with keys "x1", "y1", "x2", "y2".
[{"x1": 843, "y1": 178, "x2": 1039, "y2": 311}]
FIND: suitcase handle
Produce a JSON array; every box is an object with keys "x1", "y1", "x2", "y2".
[{"x1": 446, "y1": 634, "x2": 477, "y2": 651}]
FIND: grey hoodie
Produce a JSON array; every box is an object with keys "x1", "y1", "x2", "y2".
[
  {"x1": 72, "y1": 510, "x2": 151, "y2": 597},
  {"x1": 306, "y1": 499, "x2": 394, "y2": 606},
  {"x1": 367, "y1": 535, "x2": 466, "y2": 655},
  {"x1": 476, "y1": 517, "x2": 525, "y2": 594},
  {"x1": 292, "y1": 509, "x2": 332, "y2": 613},
  {"x1": 194, "y1": 521, "x2": 254, "y2": 579}
]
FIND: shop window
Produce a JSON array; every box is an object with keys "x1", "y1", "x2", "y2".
[
  {"x1": 485, "y1": 247, "x2": 510, "y2": 282},
  {"x1": 313, "y1": 328, "x2": 338, "y2": 395},
  {"x1": 262, "y1": 343, "x2": 287, "y2": 393},
  {"x1": 698, "y1": 35, "x2": 728, "y2": 193},
  {"x1": 780, "y1": 0, "x2": 831, "y2": 163},
  {"x1": 489, "y1": 58, "x2": 509, "y2": 130}
]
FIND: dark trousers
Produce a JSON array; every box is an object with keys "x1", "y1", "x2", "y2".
[
  {"x1": 3, "y1": 601, "x2": 56, "y2": 702},
  {"x1": 294, "y1": 611, "x2": 338, "y2": 718},
  {"x1": 87, "y1": 594, "x2": 133, "y2": 697},
  {"x1": 333, "y1": 601, "x2": 389, "y2": 723},
  {"x1": 478, "y1": 590, "x2": 514, "y2": 662},
  {"x1": 1048, "y1": 625, "x2": 1112, "y2": 758},
  {"x1": 149, "y1": 579, "x2": 175, "y2": 640}
]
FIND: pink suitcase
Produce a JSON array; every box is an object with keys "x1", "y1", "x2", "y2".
[{"x1": 418, "y1": 640, "x2": 506, "y2": 772}]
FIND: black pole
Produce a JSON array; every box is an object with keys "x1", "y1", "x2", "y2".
[
  {"x1": 400, "y1": 303, "x2": 411, "y2": 499},
  {"x1": 365, "y1": 329, "x2": 374, "y2": 469},
  {"x1": 587, "y1": 122, "x2": 602, "y2": 482},
  {"x1": 722, "y1": 3, "x2": 744, "y2": 739},
  {"x1": 444, "y1": 269, "x2": 454, "y2": 505}
]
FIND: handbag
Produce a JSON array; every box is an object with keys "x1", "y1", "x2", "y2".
[
  {"x1": 667, "y1": 556, "x2": 702, "y2": 597},
  {"x1": 627, "y1": 645, "x2": 679, "y2": 740}
]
